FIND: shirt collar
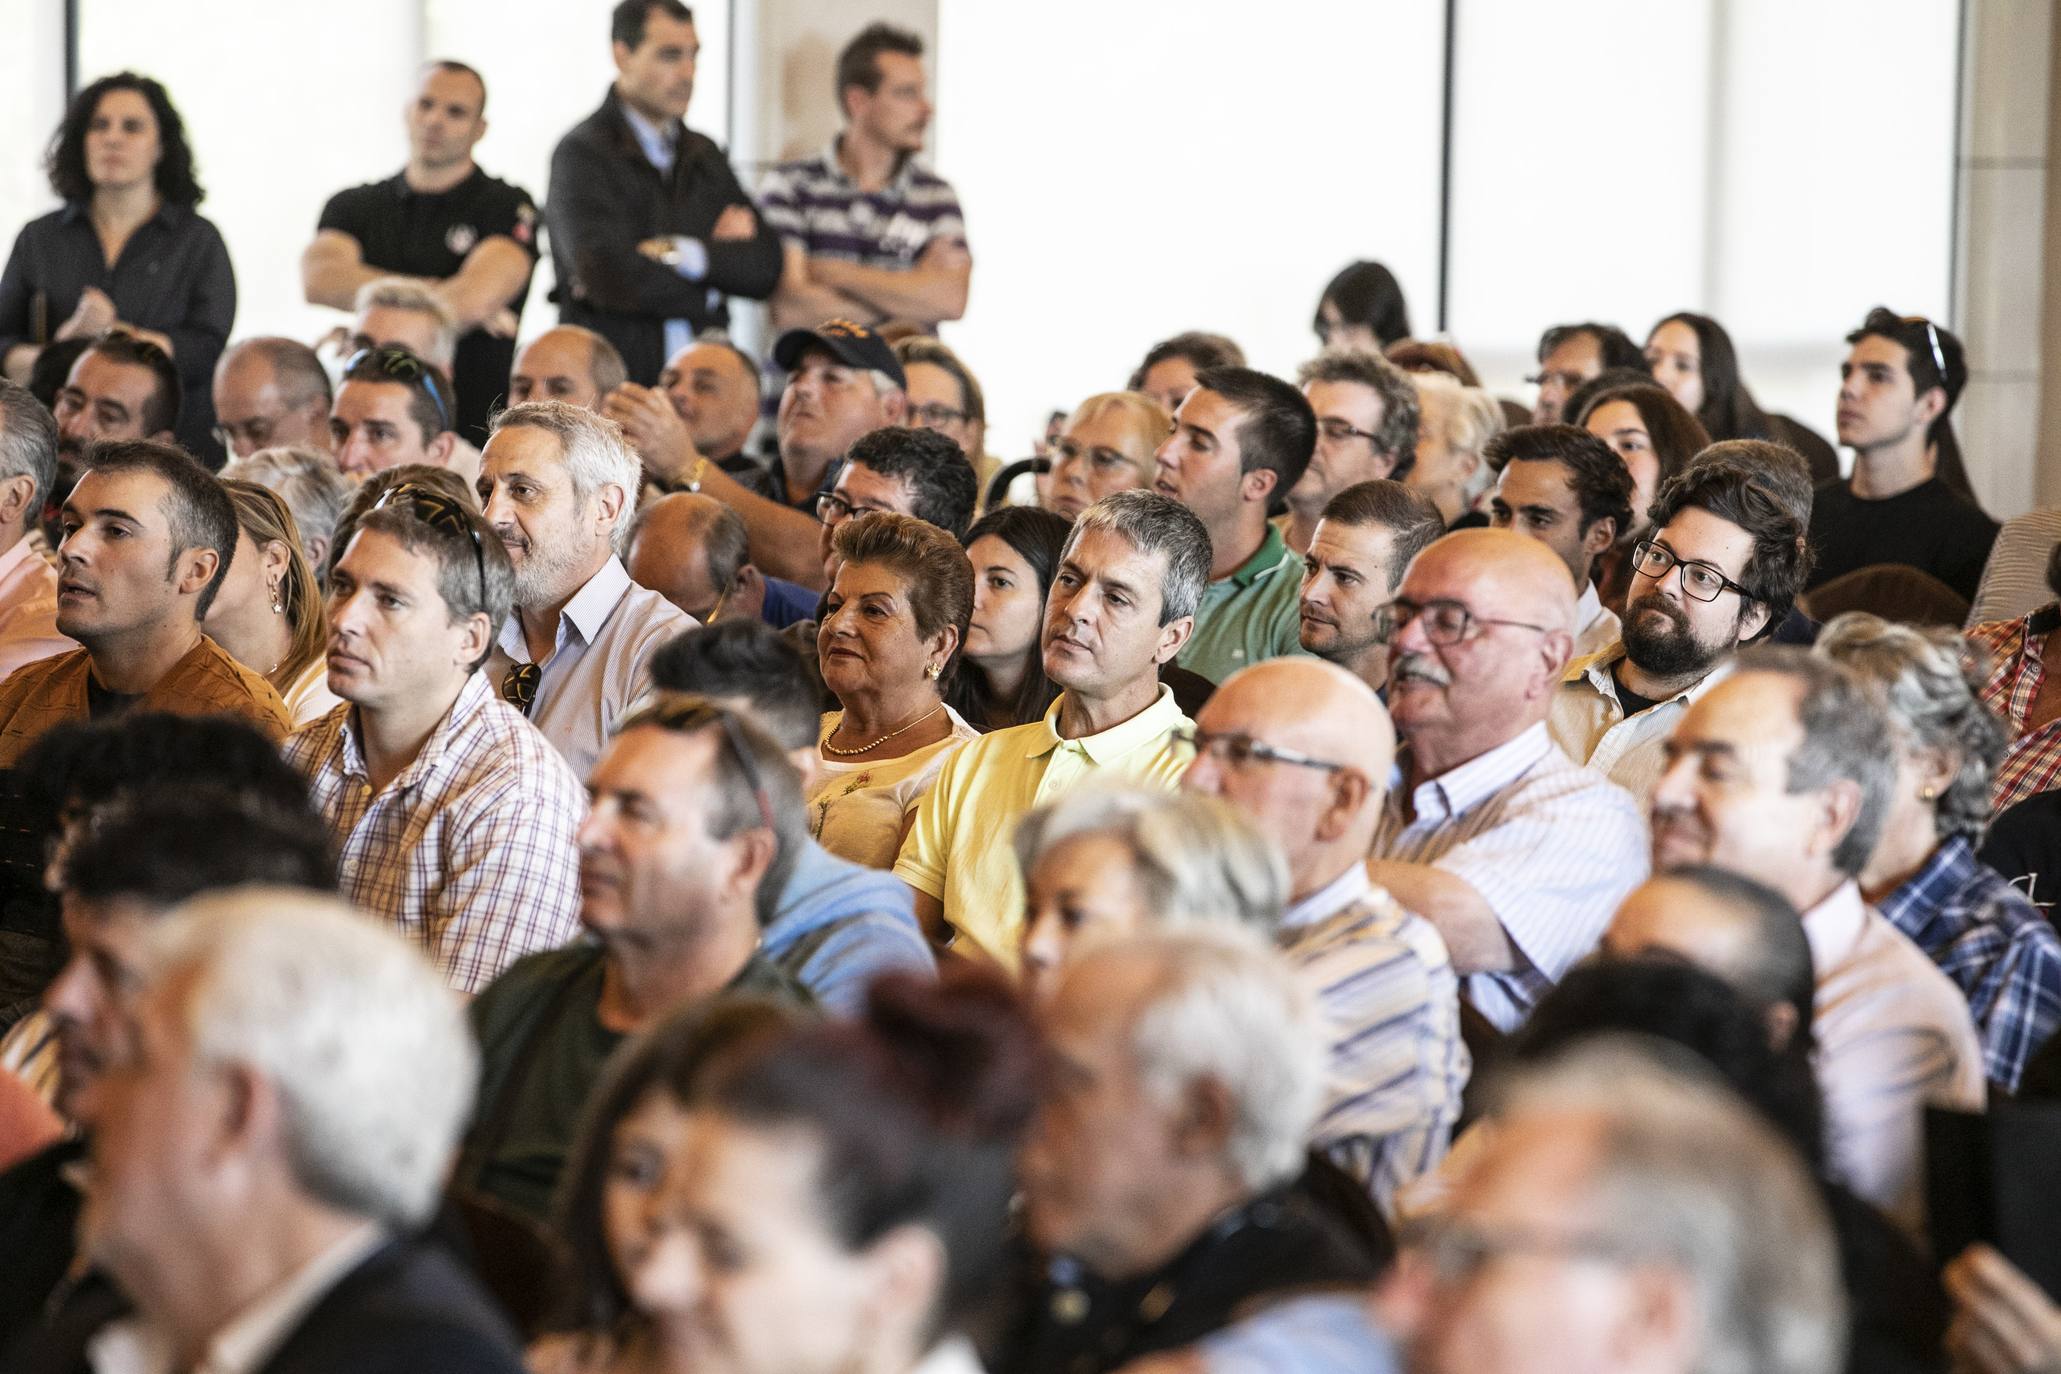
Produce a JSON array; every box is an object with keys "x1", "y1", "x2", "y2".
[
  {"x1": 0, "y1": 532, "x2": 41, "y2": 581},
  {"x1": 1878, "y1": 836, "x2": 1978, "y2": 930},
  {"x1": 619, "y1": 100, "x2": 678, "y2": 165},
  {"x1": 88, "y1": 1225, "x2": 385, "y2": 1374},
  {"x1": 1406, "y1": 721, "x2": 1554, "y2": 818},
  {"x1": 61, "y1": 198, "x2": 183, "y2": 229},
  {"x1": 1801, "y1": 878, "x2": 1868, "y2": 973},
  {"x1": 339, "y1": 672, "x2": 491, "y2": 790},
  {"x1": 498, "y1": 557, "x2": 632, "y2": 662},
  {"x1": 1022, "y1": 684, "x2": 1184, "y2": 764},
  {"x1": 1284, "y1": 863, "x2": 1371, "y2": 930},
  {"x1": 1570, "y1": 642, "x2": 1736, "y2": 707},
  {"x1": 1219, "y1": 523, "x2": 1291, "y2": 591},
  {"x1": 1575, "y1": 581, "x2": 1604, "y2": 631},
  {"x1": 822, "y1": 135, "x2": 918, "y2": 193}
]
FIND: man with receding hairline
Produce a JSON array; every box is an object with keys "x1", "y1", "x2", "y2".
[
  {"x1": 508, "y1": 325, "x2": 628, "y2": 412},
  {"x1": 211, "y1": 337, "x2": 334, "y2": 459},
  {"x1": 1185, "y1": 657, "x2": 1465, "y2": 1207},
  {"x1": 1298, "y1": 479, "x2": 1443, "y2": 695},
  {"x1": 1370, "y1": 528, "x2": 1648, "y2": 1032}
]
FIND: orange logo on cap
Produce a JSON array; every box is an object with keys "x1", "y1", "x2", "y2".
[{"x1": 819, "y1": 318, "x2": 874, "y2": 341}]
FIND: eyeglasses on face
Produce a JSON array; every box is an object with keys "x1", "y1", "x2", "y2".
[
  {"x1": 1630, "y1": 540, "x2": 1753, "y2": 604},
  {"x1": 911, "y1": 402, "x2": 969, "y2": 428},
  {"x1": 1316, "y1": 418, "x2": 1381, "y2": 446},
  {"x1": 371, "y1": 482, "x2": 488, "y2": 604},
  {"x1": 815, "y1": 492, "x2": 895, "y2": 525},
  {"x1": 344, "y1": 346, "x2": 453, "y2": 435},
  {"x1": 1172, "y1": 724, "x2": 1346, "y2": 775},
  {"x1": 1373, "y1": 597, "x2": 1551, "y2": 647},
  {"x1": 1398, "y1": 1215, "x2": 1645, "y2": 1287}
]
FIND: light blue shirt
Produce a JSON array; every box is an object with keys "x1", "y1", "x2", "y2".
[{"x1": 619, "y1": 100, "x2": 711, "y2": 360}]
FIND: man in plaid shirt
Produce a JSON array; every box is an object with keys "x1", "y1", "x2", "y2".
[{"x1": 285, "y1": 484, "x2": 585, "y2": 993}]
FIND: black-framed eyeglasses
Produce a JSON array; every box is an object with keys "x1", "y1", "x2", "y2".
[
  {"x1": 628, "y1": 695, "x2": 777, "y2": 833},
  {"x1": 1316, "y1": 418, "x2": 1381, "y2": 446},
  {"x1": 344, "y1": 345, "x2": 453, "y2": 435},
  {"x1": 1373, "y1": 597, "x2": 1551, "y2": 647},
  {"x1": 372, "y1": 482, "x2": 487, "y2": 603},
  {"x1": 1172, "y1": 725, "x2": 1347, "y2": 775},
  {"x1": 815, "y1": 491, "x2": 895, "y2": 525},
  {"x1": 911, "y1": 402, "x2": 969, "y2": 427},
  {"x1": 1630, "y1": 540, "x2": 1753, "y2": 604},
  {"x1": 1398, "y1": 1216, "x2": 1646, "y2": 1287}
]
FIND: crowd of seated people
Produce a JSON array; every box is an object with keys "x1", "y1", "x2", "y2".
[{"x1": 4, "y1": 5, "x2": 2061, "y2": 1373}]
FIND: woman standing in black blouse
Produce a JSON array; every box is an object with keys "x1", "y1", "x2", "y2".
[{"x1": 0, "y1": 72, "x2": 235, "y2": 459}]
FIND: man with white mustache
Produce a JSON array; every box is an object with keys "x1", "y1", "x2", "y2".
[
  {"x1": 1550, "y1": 443, "x2": 1811, "y2": 801},
  {"x1": 478, "y1": 400, "x2": 690, "y2": 780},
  {"x1": 1369, "y1": 527, "x2": 1648, "y2": 1032}
]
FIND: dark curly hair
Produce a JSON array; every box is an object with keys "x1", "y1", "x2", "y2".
[{"x1": 47, "y1": 72, "x2": 204, "y2": 207}]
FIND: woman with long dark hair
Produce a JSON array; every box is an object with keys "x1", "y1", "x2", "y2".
[
  {"x1": 949, "y1": 506, "x2": 1069, "y2": 731},
  {"x1": 0, "y1": 72, "x2": 235, "y2": 458},
  {"x1": 1576, "y1": 381, "x2": 1711, "y2": 614},
  {"x1": 1313, "y1": 260, "x2": 1411, "y2": 352},
  {"x1": 1645, "y1": 312, "x2": 1839, "y2": 485}
]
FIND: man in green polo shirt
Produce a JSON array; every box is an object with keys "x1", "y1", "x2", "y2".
[{"x1": 1153, "y1": 366, "x2": 1317, "y2": 684}]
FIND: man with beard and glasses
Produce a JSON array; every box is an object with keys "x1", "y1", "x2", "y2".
[
  {"x1": 1550, "y1": 444, "x2": 1811, "y2": 801},
  {"x1": 477, "y1": 400, "x2": 690, "y2": 779}
]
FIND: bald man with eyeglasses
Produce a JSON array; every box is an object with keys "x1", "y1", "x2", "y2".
[{"x1": 1368, "y1": 527, "x2": 1647, "y2": 1034}]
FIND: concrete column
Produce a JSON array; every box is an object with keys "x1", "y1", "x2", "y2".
[{"x1": 1958, "y1": 0, "x2": 2054, "y2": 518}]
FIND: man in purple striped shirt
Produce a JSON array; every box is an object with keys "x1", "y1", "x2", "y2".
[{"x1": 760, "y1": 23, "x2": 971, "y2": 334}]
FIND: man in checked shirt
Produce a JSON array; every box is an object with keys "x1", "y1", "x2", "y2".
[{"x1": 284, "y1": 481, "x2": 586, "y2": 993}]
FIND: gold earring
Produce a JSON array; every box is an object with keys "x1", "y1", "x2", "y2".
[
  {"x1": 270, "y1": 582, "x2": 285, "y2": 615},
  {"x1": 924, "y1": 663, "x2": 941, "y2": 681}
]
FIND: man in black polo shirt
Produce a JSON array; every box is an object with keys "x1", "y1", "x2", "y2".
[
  {"x1": 301, "y1": 60, "x2": 538, "y2": 448},
  {"x1": 547, "y1": 0, "x2": 783, "y2": 387}
]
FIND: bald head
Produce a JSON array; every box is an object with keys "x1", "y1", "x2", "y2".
[
  {"x1": 1185, "y1": 658, "x2": 1393, "y2": 896},
  {"x1": 212, "y1": 338, "x2": 334, "y2": 459},
  {"x1": 1386, "y1": 527, "x2": 1578, "y2": 779},
  {"x1": 510, "y1": 326, "x2": 628, "y2": 411},
  {"x1": 628, "y1": 491, "x2": 747, "y2": 622}
]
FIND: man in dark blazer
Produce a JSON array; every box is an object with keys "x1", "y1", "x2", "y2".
[
  {"x1": 9, "y1": 891, "x2": 523, "y2": 1374},
  {"x1": 547, "y1": 0, "x2": 782, "y2": 385}
]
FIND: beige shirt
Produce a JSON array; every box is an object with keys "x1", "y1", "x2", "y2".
[
  {"x1": 0, "y1": 534, "x2": 73, "y2": 683},
  {"x1": 810, "y1": 705, "x2": 979, "y2": 870},
  {"x1": 1805, "y1": 880, "x2": 1986, "y2": 1236},
  {"x1": 1547, "y1": 644, "x2": 1734, "y2": 802}
]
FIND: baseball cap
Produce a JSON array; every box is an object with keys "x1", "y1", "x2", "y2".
[{"x1": 771, "y1": 318, "x2": 907, "y2": 390}]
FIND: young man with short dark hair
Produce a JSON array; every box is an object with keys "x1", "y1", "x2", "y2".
[
  {"x1": 1156, "y1": 365, "x2": 1318, "y2": 683},
  {"x1": 1810, "y1": 306, "x2": 1997, "y2": 602},
  {"x1": 1486, "y1": 424, "x2": 1635, "y2": 659},
  {"x1": 1288, "y1": 349, "x2": 1421, "y2": 555},
  {"x1": 0, "y1": 440, "x2": 291, "y2": 766},
  {"x1": 285, "y1": 484, "x2": 586, "y2": 994},
  {"x1": 1530, "y1": 321, "x2": 1644, "y2": 424},
  {"x1": 760, "y1": 22, "x2": 971, "y2": 333},
  {"x1": 547, "y1": 0, "x2": 783, "y2": 385}
]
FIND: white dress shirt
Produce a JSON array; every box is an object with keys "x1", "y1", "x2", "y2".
[
  {"x1": 1572, "y1": 581, "x2": 1620, "y2": 662},
  {"x1": 486, "y1": 555, "x2": 695, "y2": 782},
  {"x1": 88, "y1": 1224, "x2": 385, "y2": 1374},
  {"x1": 1804, "y1": 880, "x2": 1986, "y2": 1235},
  {"x1": 1375, "y1": 722, "x2": 1650, "y2": 1032}
]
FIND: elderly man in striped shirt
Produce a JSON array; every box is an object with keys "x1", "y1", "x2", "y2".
[
  {"x1": 1370, "y1": 528, "x2": 1650, "y2": 1033},
  {"x1": 1185, "y1": 657, "x2": 1466, "y2": 1211}
]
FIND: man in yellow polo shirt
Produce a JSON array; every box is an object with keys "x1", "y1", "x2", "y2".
[{"x1": 896, "y1": 490, "x2": 1209, "y2": 966}]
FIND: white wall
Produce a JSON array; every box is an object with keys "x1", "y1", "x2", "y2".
[
  {"x1": 0, "y1": 0, "x2": 69, "y2": 259},
  {"x1": 935, "y1": 0, "x2": 1959, "y2": 466},
  {"x1": 934, "y1": 0, "x2": 1448, "y2": 457}
]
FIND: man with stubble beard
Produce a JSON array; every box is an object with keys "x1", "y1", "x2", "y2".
[{"x1": 1549, "y1": 443, "x2": 1812, "y2": 801}]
